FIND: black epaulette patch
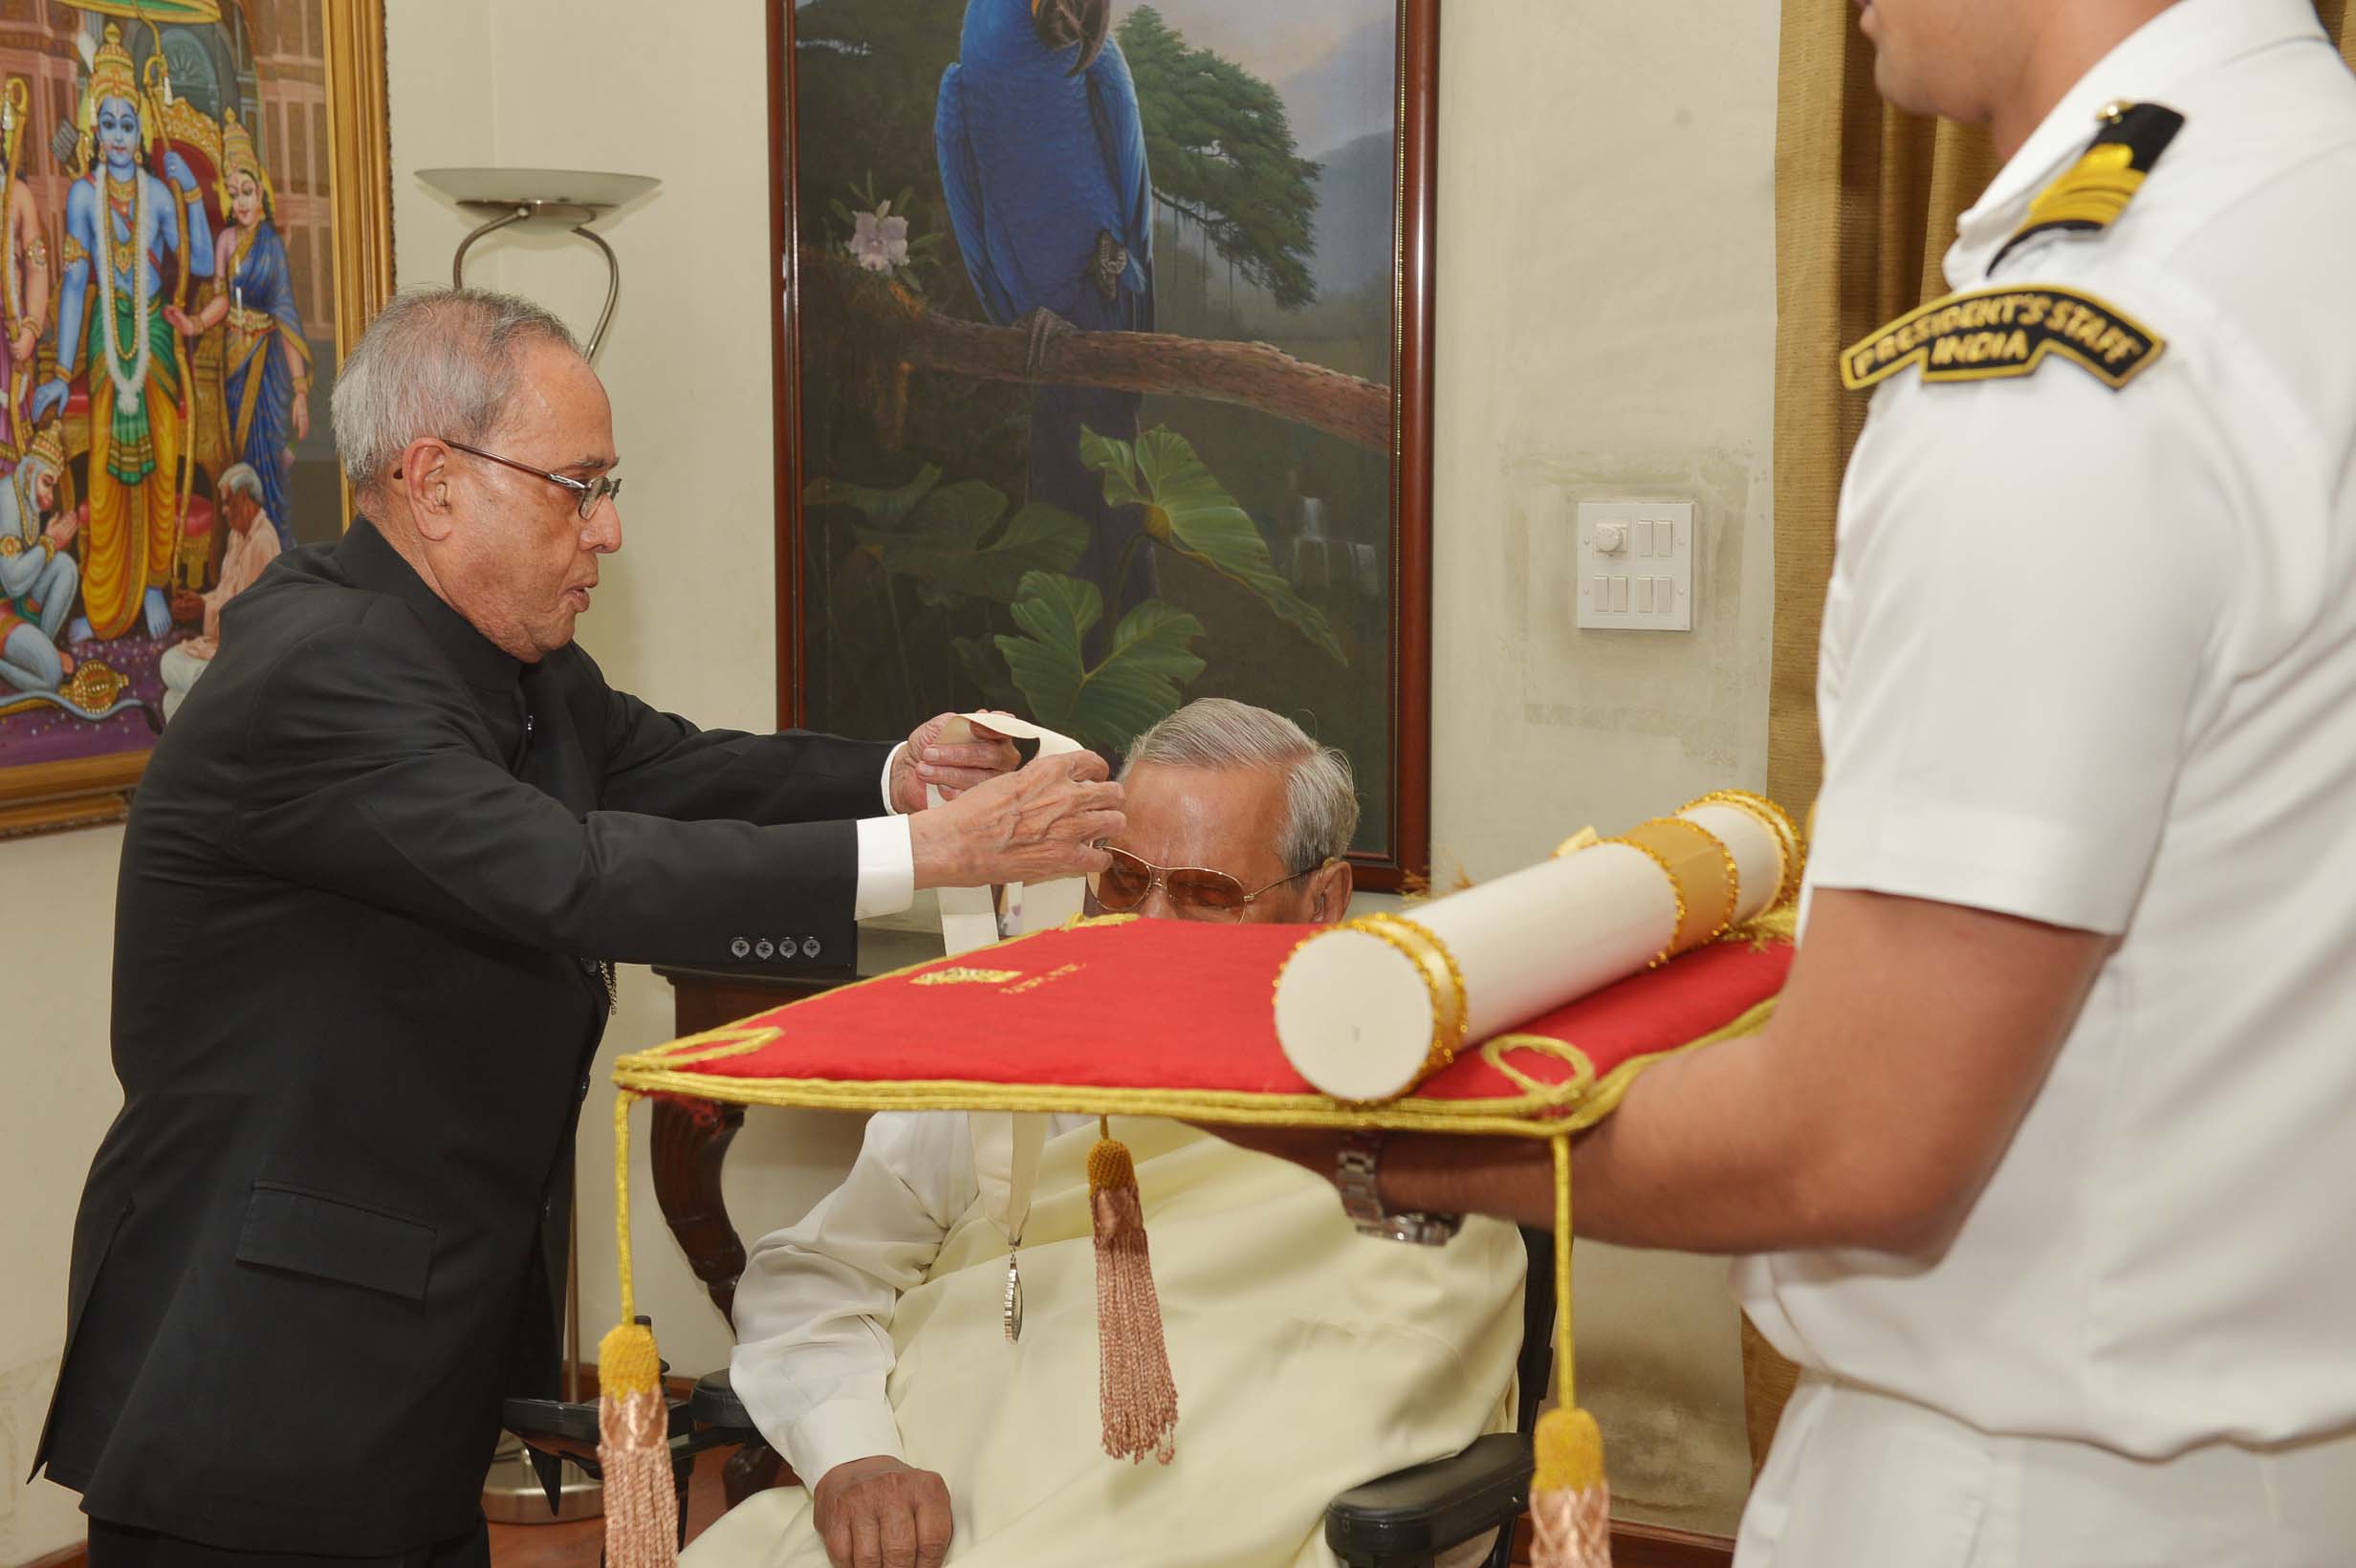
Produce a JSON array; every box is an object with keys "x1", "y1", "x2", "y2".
[
  {"x1": 1989, "y1": 100, "x2": 2184, "y2": 275},
  {"x1": 1841, "y1": 286, "x2": 2165, "y2": 392}
]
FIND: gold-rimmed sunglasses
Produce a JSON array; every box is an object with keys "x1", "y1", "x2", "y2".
[
  {"x1": 1088, "y1": 844, "x2": 1336, "y2": 923},
  {"x1": 444, "y1": 438, "x2": 622, "y2": 522}
]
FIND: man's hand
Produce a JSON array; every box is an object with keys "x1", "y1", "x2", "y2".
[
  {"x1": 889, "y1": 712, "x2": 1021, "y2": 814},
  {"x1": 908, "y1": 749, "x2": 1123, "y2": 890},
  {"x1": 44, "y1": 511, "x2": 77, "y2": 550},
  {"x1": 812, "y1": 1455, "x2": 953, "y2": 1568}
]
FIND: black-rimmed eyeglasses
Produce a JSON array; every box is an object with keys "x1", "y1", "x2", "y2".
[{"x1": 444, "y1": 438, "x2": 621, "y2": 522}]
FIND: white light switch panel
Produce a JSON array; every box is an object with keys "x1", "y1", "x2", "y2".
[{"x1": 1576, "y1": 500, "x2": 1693, "y2": 631}]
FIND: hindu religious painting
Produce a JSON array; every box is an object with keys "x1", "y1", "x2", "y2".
[
  {"x1": 773, "y1": 0, "x2": 1435, "y2": 885},
  {"x1": 0, "y1": 0, "x2": 390, "y2": 836}
]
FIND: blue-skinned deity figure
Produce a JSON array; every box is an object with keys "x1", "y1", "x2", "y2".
[{"x1": 33, "y1": 23, "x2": 214, "y2": 643}]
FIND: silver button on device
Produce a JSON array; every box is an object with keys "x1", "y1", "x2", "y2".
[
  {"x1": 755, "y1": 938, "x2": 775, "y2": 959},
  {"x1": 801, "y1": 937, "x2": 822, "y2": 959},
  {"x1": 730, "y1": 937, "x2": 751, "y2": 958}
]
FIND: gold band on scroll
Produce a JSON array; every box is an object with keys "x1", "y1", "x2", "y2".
[
  {"x1": 1341, "y1": 913, "x2": 1469, "y2": 1100},
  {"x1": 1682, "y1": 788, "x2": 1805, "y2": 908},
  {"x1": 1609, "y1": 817, "x2": 1740, "y2": 965}
]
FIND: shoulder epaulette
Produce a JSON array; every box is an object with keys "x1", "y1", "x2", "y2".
[{"x1": 1988, "y1": 99, "x2": 2184, "y2": 276}]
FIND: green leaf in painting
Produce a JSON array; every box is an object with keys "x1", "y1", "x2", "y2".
[
  {"x1": 808, "y1": 469, "x2": 1087, "y2": 606},
  {"x1": 993, "y1": 570, "x2": 1207, "y2": 752},
  {"x1": 806, "y1": 466, "x2": 942, "y2": 534},
  {"x1": 1078, "y1": 425, "x2": 1345, "y2": 664}
]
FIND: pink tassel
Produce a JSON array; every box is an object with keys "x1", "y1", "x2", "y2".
[
  {"x1": 1528, "y1": 1405, "x2": 1612, "y2": 1567},
  {"x1": 597, "y1": 1321, "x2": 680, "y2": 1568},
  {"x1": 1088, "y1": 1133, "x2": 1179, "y2": 1463}
]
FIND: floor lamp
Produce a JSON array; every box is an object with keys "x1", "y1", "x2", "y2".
[{"x1": 416, "y1": 165, "x2": 659, "y2": 1523}]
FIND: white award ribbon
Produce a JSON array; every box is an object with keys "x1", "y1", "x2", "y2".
[
  {"x1": 926, "y1": 712, "x2": 1089, "y2": 953},
  {"x1": 924, "y1": 712, "x2": 1089, "y2": 1339}
]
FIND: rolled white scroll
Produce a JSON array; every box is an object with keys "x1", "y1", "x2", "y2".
[{"x1": 1273, "y1": 792, "x2": 1800, "y2": 1103}]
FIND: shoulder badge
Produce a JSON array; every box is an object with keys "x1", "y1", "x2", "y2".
[
  {"x1": 1989, "y1": 100, "x2": 2184, "y2": 276},
  {"x1": 1840, "y1": 285, "x2": 2165, "y2": 393}
]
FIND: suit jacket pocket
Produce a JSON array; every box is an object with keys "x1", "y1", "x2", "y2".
[{"x1": 235, "y1": 1183, "x2": 435, "y2": 1301}]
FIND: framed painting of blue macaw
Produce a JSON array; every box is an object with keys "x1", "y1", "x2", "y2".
[
  {"x1": 0, "y1": 0, "x2": 392, "y2": 838},
  {"x1": 770, "y1": 0, "x2": 1438, "y2": 888}
]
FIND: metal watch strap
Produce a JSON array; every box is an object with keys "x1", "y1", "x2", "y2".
[{"x1": 1335, "y1": 1129, "x2": 1463, "y2": 1246}]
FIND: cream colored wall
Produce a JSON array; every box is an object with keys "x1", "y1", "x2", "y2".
[
  {"x1": 383, "y1": 0, "x2": 875, "y2": 1383},
  {"x1": 1, "y1": 828, "x2": 128, "y2": 1559},
  {"x1": 3, "y1": 0, "x2": 1777, "y2": 1557},
  {"x1": 1429, "y1": 2, "x2": 1780, "y2": 1535}
]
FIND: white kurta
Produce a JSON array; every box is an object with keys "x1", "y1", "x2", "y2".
[{"x1": 694, "y1": 1116, "x2": 1527, "y2": 1568}]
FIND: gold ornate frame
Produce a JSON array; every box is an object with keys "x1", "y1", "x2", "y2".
[{"x1": 0, "y1": 0, "x2": 393, "y2": 840}]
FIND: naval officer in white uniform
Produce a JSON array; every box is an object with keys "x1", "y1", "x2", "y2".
[{"x1": 1212, "y1": 1, "x2": 2356, "y2": 1560}]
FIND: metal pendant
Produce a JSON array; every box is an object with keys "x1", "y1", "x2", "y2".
[{"x1": 1003, "y1": 1248, "x2": 1025, "y2": 1342}]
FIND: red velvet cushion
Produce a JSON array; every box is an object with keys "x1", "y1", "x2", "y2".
[{"x1": 629, "y1": 918, "x2": 1793, "y2": 1127}]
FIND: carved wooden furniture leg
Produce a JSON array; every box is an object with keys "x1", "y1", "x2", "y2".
[{"x1": 650, "y1": 1096, "x2": 750, "y2": 1319}]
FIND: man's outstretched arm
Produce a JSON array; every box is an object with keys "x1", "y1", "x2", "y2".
[{"x1": 1223, "y1": 889, "x2": 2109, "y2": 1252}]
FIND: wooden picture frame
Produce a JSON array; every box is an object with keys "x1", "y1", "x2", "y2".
[
  {"x1": 0, "y1": 0, "x2": 393, "y2": 839},
  {"x1": 769, "y1": 0, "x2": 1435, "y2": 889}
]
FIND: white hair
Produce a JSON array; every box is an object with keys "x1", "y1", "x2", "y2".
[
  {"x1": 216, "y1": 462, "x2": 264, "y2": 502},
  {"x1": 330, "y1": 287, "x2": 580, "y2": 493},
  {"x1": 1120, "y1": 698, "x2": 1360, "y2": 873}
]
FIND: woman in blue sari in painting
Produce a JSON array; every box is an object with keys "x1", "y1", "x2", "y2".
[{"x1": 164, "y1": 108, "x2": 309, "y2": 550}]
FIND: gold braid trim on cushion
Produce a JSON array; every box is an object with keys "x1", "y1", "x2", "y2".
[{"x1": 608, "y1": 996, "x2": 1783, "y2": 1140}]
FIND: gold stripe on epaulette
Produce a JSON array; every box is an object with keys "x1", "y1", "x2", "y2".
[{"x1": 1989, "y1": 100, "x2": 2185, "y2": 276}]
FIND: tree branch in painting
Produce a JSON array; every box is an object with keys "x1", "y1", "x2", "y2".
[{"x1": 802, "y1": 247, "x2": 1391, "y2": 454}]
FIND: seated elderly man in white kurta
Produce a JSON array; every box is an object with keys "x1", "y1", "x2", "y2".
[{"x1": 688, "y1": 700, "x2": 1527, "y2": 1568}]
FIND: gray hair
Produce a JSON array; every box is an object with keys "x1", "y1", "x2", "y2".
[
  {"x1": 330, "y1": 287, "x2": 580, "y2": 492},
  {"x1": 217, "y1": 462, "x2": 264, "y2": 502},
  {"x1": 1120, "y1": 698, "x2": 1360, "y2": 873}
]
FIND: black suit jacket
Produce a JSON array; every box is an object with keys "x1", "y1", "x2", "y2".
[{"x1": 36, "y1": 521, "x2": 894, "y2": 1553}]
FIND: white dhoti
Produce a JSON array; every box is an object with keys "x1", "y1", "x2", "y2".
[
  {"x1": 1736, "y1": 1376, "x2": 2356, "y2": 1568},
  {"x1": 687, "y1": 1120, "x2": 1527, "y2": 1568}
]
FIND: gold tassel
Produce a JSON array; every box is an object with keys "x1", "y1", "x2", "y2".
[
  {"x1": 599, "y1": 1093, "x2": 680, "y2": 1568},
  {"x1": 1088, "y1": 1117, "x2": 1179, "y2": 1463},
  {"x1": 1529, "y1": 1134, "x2": 1612, "y2": 1567}
]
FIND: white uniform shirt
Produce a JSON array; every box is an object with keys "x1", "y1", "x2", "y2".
[
  {"x1": 1736, "y1": 0, "x2": 2356, "y2": 1457},
  {"x1": 730, "y1": 1112, "x2": 1093, "y2": 1487}
]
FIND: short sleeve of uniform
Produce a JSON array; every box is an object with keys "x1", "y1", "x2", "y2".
[{"x1": 1807, "y1": 338, "x2": 2236, "y2": 933}]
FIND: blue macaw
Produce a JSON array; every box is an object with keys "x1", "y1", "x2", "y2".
[{"x1": 937, "y1": 0, "x2": 1157, "y2": 621}]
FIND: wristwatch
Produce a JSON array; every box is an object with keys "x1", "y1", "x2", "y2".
[{"x1": 1335, "y1": 1129, "x2": 1462, "y2": 1246}]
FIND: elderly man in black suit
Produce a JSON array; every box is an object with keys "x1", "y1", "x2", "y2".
[{"x1": 34, "y1": 288, "x2": 1125, "y2": 1568}]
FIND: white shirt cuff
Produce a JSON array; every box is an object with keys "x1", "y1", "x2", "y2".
[
  {"x1": 879, "y1": 742, "x2": 905, "y2": 814},
  {"x1": 785, "y1": 1396, "x2": 907, "y2": 1490},
  {"x1": 853, "y1": 815, "x2": 915, "y2": 921}
]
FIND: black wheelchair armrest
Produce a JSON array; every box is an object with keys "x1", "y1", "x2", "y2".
[
  {"x1": 502, "y1": 1393, "x2": 696, "y2": 1465},
  {"x1": 1324, "y1": 1432, "x2": 1534, "y2": 1567},
  {"x1": 690, "y1": 1366, "x2": 760, "y2": 1437}
]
